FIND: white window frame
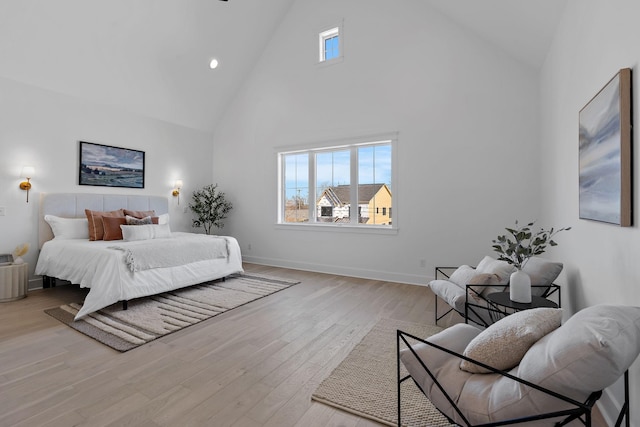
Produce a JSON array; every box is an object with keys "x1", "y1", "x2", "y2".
[
  {"x1": 317, "y1": 22, "x2": 344, "y2": 66},
  {"x1": 319, "y1": 27, "x2": 339, "y2": 62},
  {"x1": 276, "y1": 132, "x2": 398, "y2": 234}
]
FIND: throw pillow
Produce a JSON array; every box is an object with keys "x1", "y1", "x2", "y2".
[
  {"x1": 448, "y1": 265, "x2": 478, "y2": 287},
  {"x1": 44, "y1": 215, "x2": 90, "y2": 239},
  {"x1": 102, "y1": 217, "x2": 127, "y2": 241},
  {"x1": 522, "y1": 257, "x2": 563, "y2": 296},
  {"x1": 467, "y1": 273, "x2": 502, "y2": 300},
  {"x1": 460, "y1": 307, "x2": 562, "y2": 374},
  {"x1": 125, "y1": 215, "x2": 153, "y2": 225},
  {"x1": 518, "y1": 304, "x2": 640, "y2": 397},
  {"x1": 157, "y1": 213, "x2": 170, "y2": 225},
  {"x1": 85, "y1": 209, "x2": 125, "y2": 241},
  {"x1": 475, "y1": 255, "x2": 516, "y2": 296},
  {"x1": 123, "y1": 209, "x2": 156, "y2": 219},
  {"x1": 121, "y1": 223, "x2": 172, "y2": 241}
]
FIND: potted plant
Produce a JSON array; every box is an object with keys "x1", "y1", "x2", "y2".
[
  {"x1": 492, "y1": 220, "x2": 570, "y2": 302},
  {"x1": 189, "y1": 184, "x2": 233, "y2": 235}
]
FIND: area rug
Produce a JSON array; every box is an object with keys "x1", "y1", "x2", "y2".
[
  {"x1": 312, "y1": 318, "x2": 452, "y2": 427},
  {"x1": 45, "y1": 274, "x2": 299, "y2": 352}
]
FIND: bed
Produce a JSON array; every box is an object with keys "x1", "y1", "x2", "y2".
[{"x1": 35, "y1": 193, "x2": 244, "y2": 320}]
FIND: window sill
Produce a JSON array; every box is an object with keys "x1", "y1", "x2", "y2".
[{"x1": 275, "y1": 222, "x2": 398, "y2": 235}]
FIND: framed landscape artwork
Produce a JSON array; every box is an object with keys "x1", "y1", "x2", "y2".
[
  {"x1": 79, "y1": 141, "x2": 145, "y2": 188},
  {"x1": 579, "y1": 68, "x2": 632, "y2": 226}
]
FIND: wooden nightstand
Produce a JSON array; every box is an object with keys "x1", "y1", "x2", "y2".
[{"x1": 0, "y1": 263, "x2": 28, "y2": 302}]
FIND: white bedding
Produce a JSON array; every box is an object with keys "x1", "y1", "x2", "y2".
[{"x1": 35, "y1": 232, "x2": 244, "y2": 319}]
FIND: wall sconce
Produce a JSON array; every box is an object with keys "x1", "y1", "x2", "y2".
[
  {"x1": 172, "y1": 179, "x2": 183, "y2": 204},
  {"x1": 19, "y1": 166, "x2": 34, "y2": 203}
]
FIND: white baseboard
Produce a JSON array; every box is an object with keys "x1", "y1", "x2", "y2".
[{"x1": 242, "y1": 255, "x2": 429, "y2": 287}]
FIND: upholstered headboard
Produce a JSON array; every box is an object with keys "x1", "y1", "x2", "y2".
[{"x1": 38, "y1": 193, "x2": 169, "y2": 249}]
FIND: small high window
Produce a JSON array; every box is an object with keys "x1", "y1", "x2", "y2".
[{"x1": 319, "y1": 27, "x2": 340, "y2": 62}]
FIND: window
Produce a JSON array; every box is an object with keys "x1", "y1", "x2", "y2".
[
  {"x1": 319, "y1": 26, "x2": 341, "y2": 62},
  {"x1": 278, "y1": 134, "x2": 396, "y2": 228}
]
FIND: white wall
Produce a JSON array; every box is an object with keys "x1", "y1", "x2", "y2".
[
  {"x1": 214, "y1": 0, "x2": 542, "y2": 284},
  {"x1": 0, "y1": 77, "x2": 215, "y2": 288},
  {"x1": 540, "y1": 0, "x2": 640, "y2": 422}
]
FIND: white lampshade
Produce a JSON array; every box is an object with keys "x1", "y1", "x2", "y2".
[
  {"x1": 21, "y1": 166, "x2": 35, "y2": 179},
  {"x1": 175, "y1": 179, "x2": 183, "y2": 189}
]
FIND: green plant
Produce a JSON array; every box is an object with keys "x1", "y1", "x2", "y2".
[
  {"x1": 189, "y1": 184, "x2": 233, "y2": 235},
  {"x1": 492, "y1": 220, "x2": 570, "y2": 270}
]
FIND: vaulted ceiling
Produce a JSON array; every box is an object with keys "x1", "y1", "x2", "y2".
[{"x1": 0, "y1": 0, "x2": 566, "y2": 133}]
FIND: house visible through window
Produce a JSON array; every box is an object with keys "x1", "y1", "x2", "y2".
[
  {"x1": 279, "y1": 135, "x2": 396, "y2": 228},
  {"x1": 319, "y1": 27, "x2": 340, "y2": 62}
]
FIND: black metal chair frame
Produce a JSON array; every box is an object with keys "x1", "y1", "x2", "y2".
[
  {"x1": 397, "y1": 329, "x2": 630, "y2": 427},
  {"x1": 433, "y1": 266, "x2": 561, "y2": 328}
]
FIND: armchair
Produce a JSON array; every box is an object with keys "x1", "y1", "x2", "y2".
[
  {"x1": 430, "y1": 256, "x2": 563, "y2": 327},
  {"x1": 397, "y1": 304, "x2": 640, "y2": 427}
]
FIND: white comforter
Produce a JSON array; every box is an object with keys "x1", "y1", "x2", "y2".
[{"x1": 35, "y1": 232, "x2": 243, "y2": 319}]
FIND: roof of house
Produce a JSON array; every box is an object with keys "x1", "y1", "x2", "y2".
[{"x1": 319, "y1": 184, "x2": 390, "y2": 205}]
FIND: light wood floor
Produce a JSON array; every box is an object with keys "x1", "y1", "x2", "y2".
[{"x1": 0, "y1": 264, "x2": 606, "y2": 427}]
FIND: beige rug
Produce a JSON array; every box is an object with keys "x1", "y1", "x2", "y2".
[
  {"x1": 45, "y1": 274, "x2": 299, "y2": 352},
  {"x1": 312, "y1": 318, "x2": 452, "y2": 427}
]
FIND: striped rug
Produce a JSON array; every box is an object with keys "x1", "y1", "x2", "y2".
[{"x1": 45, "y1": 274, "x2": 299, "y2": 352}]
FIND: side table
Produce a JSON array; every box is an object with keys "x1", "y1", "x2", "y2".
[
  {"x1": 0, "y1": 263, "x2": 28, "y2": 302},
  {"x1": 486, "y1": 291, "x2": 558, "y2": 323}
]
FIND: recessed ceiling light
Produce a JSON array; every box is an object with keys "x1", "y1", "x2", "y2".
[{"x1": 209, "y1": 58, "x2": 219, "y2": 69}]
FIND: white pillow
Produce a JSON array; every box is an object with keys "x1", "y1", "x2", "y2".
[
  {"x1": 475, "y1": 256, "x2": 515, "y2": 284},
  {"x1": 473, "y1": 256, "x2": 516, "y2": 297},
  {"x1": 460, "y1": 307, "x2": 562, "y2": 374},
  {"x1": 522, "y1": 257, "x2": 563, "y2": 295},
  {"x1": 445, "y1": 264, "x2": 503, "y2": 302},
  {"x1": 518, "y1": 304, "x2": 640, "y2": 397},
  {"x1": 448, "y1": 265, "x2": 478, "y2": 287},
  {"x1": 120, "y1": 224, "x2": 171, "y2": 241},
  {"x1": 157, "y1": 213, "x2": 170, "y2": 225},
  {"x1": 44, "y1": 215, "x2": 89, "y2": 239}
]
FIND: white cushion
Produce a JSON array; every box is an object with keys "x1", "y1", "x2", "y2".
[
  {"x1": 157, "y1": 213, "x2": 170, "y2": 225},
  {"x1": 400, "y1": 323, "x2": 482, "y2": 417},
  {"x1": 402, "y1": 304, "x2": 640, "y2": 425},
  {"x1": 475, "y1": 256, "x2": 515, "y2": 295},
  {"x1": 449, "y1": 266, "x2": 502, "y2": 301},
  {"x1": 467, "y1": 273, "x2": 503, "y2": 300},
  {"x1": 522, "y1": 257, "x2": 563, "y2": 296},
  {"x1": 44, "y1": 215, "x2": 89, "y2": 239},
  {"x1": 428, "y1": 279, "x2": 465, "y2": 312},
  {"x1": 518, "y1": 304, "x2": 640, "y2": 399},
  {"x1": 429, "y1": 277, "x2": 496, "y2": 326},
  {"x1": 449, "y1": 265, "x2": 478, "y2": 287},
  {"x1": 460, "y1": 307, "x2": 562, "y2": 373},
  {"x1": 121, "y1": 224, "x2": 172, "y2": 241}
]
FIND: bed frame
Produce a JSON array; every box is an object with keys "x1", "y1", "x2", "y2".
[{"x1": 38, "y1": 192, "x2": 170, "y2": 293}]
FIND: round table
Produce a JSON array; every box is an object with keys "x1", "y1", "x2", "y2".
[{"x1": 486, "y1": 292, "x2": 558, "y2": 322}]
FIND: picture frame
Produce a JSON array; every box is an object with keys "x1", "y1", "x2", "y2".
[
  {"x1": 79, "y1": 141, "x2": 145, "y2": 189},
  {"x1": 579, "y1": 68, "x2": 632, "y2": 226}
]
